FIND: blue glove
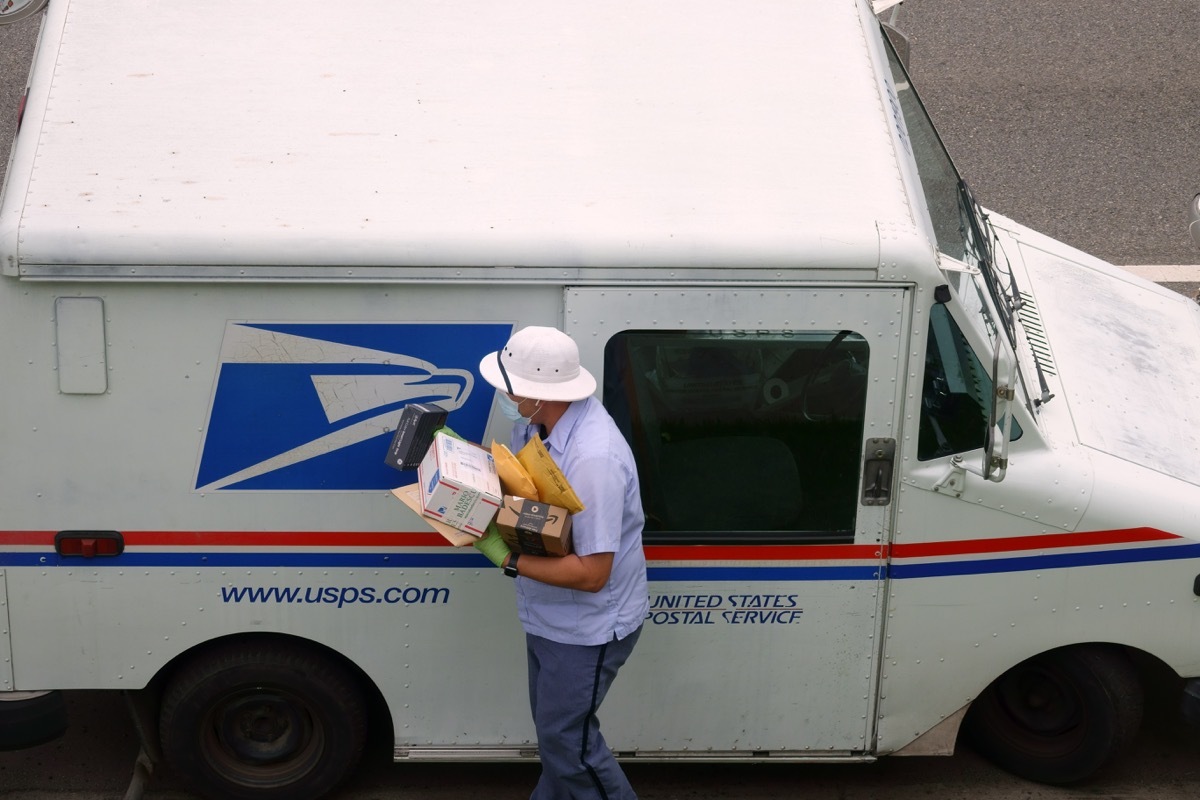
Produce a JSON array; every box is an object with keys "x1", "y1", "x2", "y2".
[{"x1": 473, "y1": 523, "x2": 513, "y2": 569}]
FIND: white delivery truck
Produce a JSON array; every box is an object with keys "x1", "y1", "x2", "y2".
[{"x1": 2, "y1": 1, "x2": 1200, "y2": 798}]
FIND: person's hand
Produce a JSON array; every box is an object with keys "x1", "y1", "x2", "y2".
[{"x1": 473, "y1": 524, "x2": 513, "y2": 569}]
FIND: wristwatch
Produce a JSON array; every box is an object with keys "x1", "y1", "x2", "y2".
[{"x1": 503, "y1": 552, "x2": 520, "y2": 578}]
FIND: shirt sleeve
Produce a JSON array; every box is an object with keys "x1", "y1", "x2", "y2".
[{"x1": 567, "y1": 453, "x2": 627, "y2": 556}]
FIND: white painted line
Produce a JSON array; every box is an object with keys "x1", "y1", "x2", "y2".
[{"x1": 1119, "y1": 265, "x2": 1200, "y2": 282}]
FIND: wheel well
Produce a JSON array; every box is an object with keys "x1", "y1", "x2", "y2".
[
  {"x1": 958, "y1": 641, "x2": 1152, "y2": 784},
  {"x1": 956, "y1": 642, "x2": 1180, "y2": 746},
  {"x1": 1122, "y1": 646, "x2": 1184, "y2": 715},
  {"x1": 962, "y1": 642, "x2": 1180, "y2": 709},
  {"x1": 134, "y1": 633, "x2": 392, "y2": 766}
]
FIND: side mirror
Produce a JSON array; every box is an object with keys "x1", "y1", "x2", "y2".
[{"x1": 1190, "y1": 194, "x2": 1200, "y2": 250}]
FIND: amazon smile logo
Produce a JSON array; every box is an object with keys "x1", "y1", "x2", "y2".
[{"x1": 195, "y1": 321, "x2": 511, "y2": 491}]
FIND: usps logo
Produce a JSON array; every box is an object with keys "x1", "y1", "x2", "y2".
[{"x1": 195, "y1": 322, "x2": 512, "y2": 491}]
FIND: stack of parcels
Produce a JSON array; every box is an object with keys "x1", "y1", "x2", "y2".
[
  {"x1": 387, "y1": 406, "x2": 583, "y2": 555},
  {"x1": 491, "y1": 438, "x2": 583, "y2": 557},
  {"x1": 389, "y1": 429, "x2": 502, "y2": 543}
]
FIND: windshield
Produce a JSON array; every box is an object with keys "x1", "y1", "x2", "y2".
[{"x1": 880, "y1": 25, "x2": 1054, "y2": 409}]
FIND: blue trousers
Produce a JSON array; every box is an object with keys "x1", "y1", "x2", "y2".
[{"x1": 526, "y1": 626, "x2": 642, "y2": 800}]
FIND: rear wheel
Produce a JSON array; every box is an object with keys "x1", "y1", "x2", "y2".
[
  {"x1": 964, "y1": 645, "x2": 1142, "y2": 784},
  {"x1": 0, "y1": 690, "x2": 68, "y2": 750},
  {"x1": 160, "y1": 641, "x2": 367, "y2": 800}
]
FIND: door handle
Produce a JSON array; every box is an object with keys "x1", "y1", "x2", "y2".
[{"x1": 861, "y1": 438, "x2": 896, "y2": 506}]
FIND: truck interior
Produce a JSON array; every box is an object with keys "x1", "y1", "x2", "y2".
[{"x1": 604, "y1": 330, "x2": 868, "y2": 544}]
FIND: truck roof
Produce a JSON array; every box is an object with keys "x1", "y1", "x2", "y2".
[{"x1": 1, "y1": 0, "x2": 928, "y2": 275}]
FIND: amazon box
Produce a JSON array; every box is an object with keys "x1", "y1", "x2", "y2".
[
  {"x1": 416, "y1": 432, "x2": 502, "y2": 536},
  {"x1": 495, "y1": 496, "x2": 573, "y2": 556},
  {"x1": 384, "y1": 402, "x2": 449, "y2": 472}
]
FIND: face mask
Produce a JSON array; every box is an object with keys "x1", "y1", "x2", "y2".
[{"x1": 497, "y1": 392, "x2": 535, "y2": 425}]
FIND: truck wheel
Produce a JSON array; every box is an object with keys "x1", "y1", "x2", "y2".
[
  {"x1": 159, "y1": 642, "x2": 368, "y2": 800},
  {"x1": 0, "y1": 690, "x2": 68, "y2": 750},
  {"x1": 964, "y1": 645, "x2": 1142, "y2": 784}
]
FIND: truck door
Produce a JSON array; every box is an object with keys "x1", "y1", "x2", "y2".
[{"x1": 567, "y1": 286, "x2": 910, "y2": 754}]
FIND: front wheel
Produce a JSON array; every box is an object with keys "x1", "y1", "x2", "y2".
[
  {"x1": 963, "y1": 645, "x2": 1143, "y2": 784},
  {"x1": 159, "y1": 641, "x2": 368, "y2": 800}
]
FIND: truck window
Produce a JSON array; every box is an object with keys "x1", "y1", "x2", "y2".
[
  {"x1": 919, "y1": 304, "x2": 1022, "y2": 460},
  {"x1": 603, "y1": 330, "x2": 868, "y2": 545}
]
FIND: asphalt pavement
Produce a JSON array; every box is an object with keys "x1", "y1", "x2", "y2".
[{"x1": 898, "y1": 0, "x2": 1200, "y2": 268}]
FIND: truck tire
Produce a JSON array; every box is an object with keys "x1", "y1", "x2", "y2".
[
  {"x1": 963, "y1": 645, "x2": 1142, "y2": 785},
  {"x1": 0, "y1": 690, "x2": 68, "y2": 750},
  {"x1": 159, "y1": 641, "x2": 368, "y2": 800}
]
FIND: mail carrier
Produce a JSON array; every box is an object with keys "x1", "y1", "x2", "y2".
[{"x1": 2, "y1": 1, "x2": 1199, "y2": 798}]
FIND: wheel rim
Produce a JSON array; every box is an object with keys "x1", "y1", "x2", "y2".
[
  {"x1": 992, "y1": 662, "x2": 1087, "y2": 754},
  {"x1": 201, "y1": 687, "x2": 325, "y2": 788}
]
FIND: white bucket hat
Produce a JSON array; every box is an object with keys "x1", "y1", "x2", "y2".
[{"x1": 479, "y1": 326, "x2": 597, "y2": 402}]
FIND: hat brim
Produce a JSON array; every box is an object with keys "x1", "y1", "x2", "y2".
[{"x1": 479, "y1": 351, "x2": 597, "y2": 402}]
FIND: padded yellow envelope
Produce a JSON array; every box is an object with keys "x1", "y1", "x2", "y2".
[
  {"x1": 515, "y1": 436, "x2": 584, "y2": 513},
  {"x1": 491, "y1": 441, "x2": 539, "y2": 499}
]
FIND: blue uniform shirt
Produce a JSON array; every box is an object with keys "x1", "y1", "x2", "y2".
[{"x1": 510, "y1": 396, "x2": 648, "y2": 646}]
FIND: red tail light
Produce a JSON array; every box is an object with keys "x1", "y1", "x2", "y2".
[{"x1": 54, "y1": 531, "x2": 124, "y2": 558}]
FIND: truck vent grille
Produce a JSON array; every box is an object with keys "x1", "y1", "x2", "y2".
[{"x1": 1017, "y1": 292, "x2": 1057, "y2": 377}]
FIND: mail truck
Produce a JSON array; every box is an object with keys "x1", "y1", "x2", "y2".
[{"x1": 3, "y1": 1, "x2": 1200, "y2": 798}]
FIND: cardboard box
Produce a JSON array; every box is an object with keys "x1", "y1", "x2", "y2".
[
  {"x1": 494, "y1": 496, "x2": 573, "y2": 556},
  {"x1": 384, "y1": 402, "x2": 449, "y2": 471},
  {"x1": 390, "y1": 484, "x2": 477, "y2": 547},
  {"x1": 416, "y1": 432, "x2": 502, "y2": 535}
]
